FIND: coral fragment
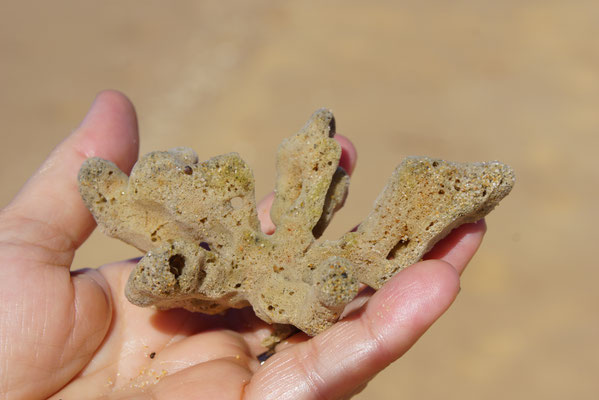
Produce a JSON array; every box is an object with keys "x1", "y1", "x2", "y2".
[{"x1": 78, "y1": 109, "x2": 514, "y2": 335}]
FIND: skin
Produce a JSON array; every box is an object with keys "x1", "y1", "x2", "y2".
[{"x1": 0, "y1": 91, "x2": 486, "y2": 400}]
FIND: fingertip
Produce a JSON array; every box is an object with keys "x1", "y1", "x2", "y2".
[
  {"x1": 257, "y1": 192, "x2": 276, "y2": 234},
  {"x1": 94, "y1": 89, "x2": 135, "y2": 111},
  {"x1": 423, "y1": 219, "x2": 487, "y2": 275},
  {"x1": 421, "y1": 259, "x2": 461, "y2": 299},
  {"x1": 75, "y1": 90, "x2": 139, "y2": 174},
  {"x1": 419, "y1": 258, "x2": 461, "y2": 286},
  {"x1": 370, "y1": 260, "x2": 460, "y2": 334},
  {"x1": 334, "y1": 134, "x2": 357, "y2": 175},
  {"x1": 90, "y1": 90, "x2": 137, "y2": 122},
  {"x1": 79, "y1": 90, "x2": 137, "y2": 135}
]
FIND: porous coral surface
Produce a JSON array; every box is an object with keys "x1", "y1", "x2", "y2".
[{"x1": 78, "y1": 109, "x2": 514, "y2": 335}]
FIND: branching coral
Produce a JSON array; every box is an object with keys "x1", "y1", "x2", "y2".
[{"x1": 78, "y1": 109, "x2": 514, "y2": 336}]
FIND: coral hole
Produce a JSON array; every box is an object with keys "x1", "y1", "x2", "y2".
[
  {"x1": 168, "y1": 254, "x2": 186, "y2": 278},
  {"x1": 386, "y1": 238, "x2": 410, "y2": 260}
]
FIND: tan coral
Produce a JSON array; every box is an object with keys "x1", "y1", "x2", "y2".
[{"x1": 78, "y1": 109, "x2": 514, "y2": 336}]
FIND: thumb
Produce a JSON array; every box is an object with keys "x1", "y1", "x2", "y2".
[{"x1": 1, "y1": 90, "x2": 139, "y2": 265}]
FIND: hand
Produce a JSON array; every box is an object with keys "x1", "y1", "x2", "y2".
[{"x1": 0, "y1": 91, "x2": 486, "y2": 400}]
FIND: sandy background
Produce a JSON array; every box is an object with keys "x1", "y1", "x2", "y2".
[{"x1": 1, "y1": 1, "x2": 597, "y2": 398}]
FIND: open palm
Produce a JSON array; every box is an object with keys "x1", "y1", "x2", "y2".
[{"x1": 0, "y1": 91, "x2": 486, "y2": 400}]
